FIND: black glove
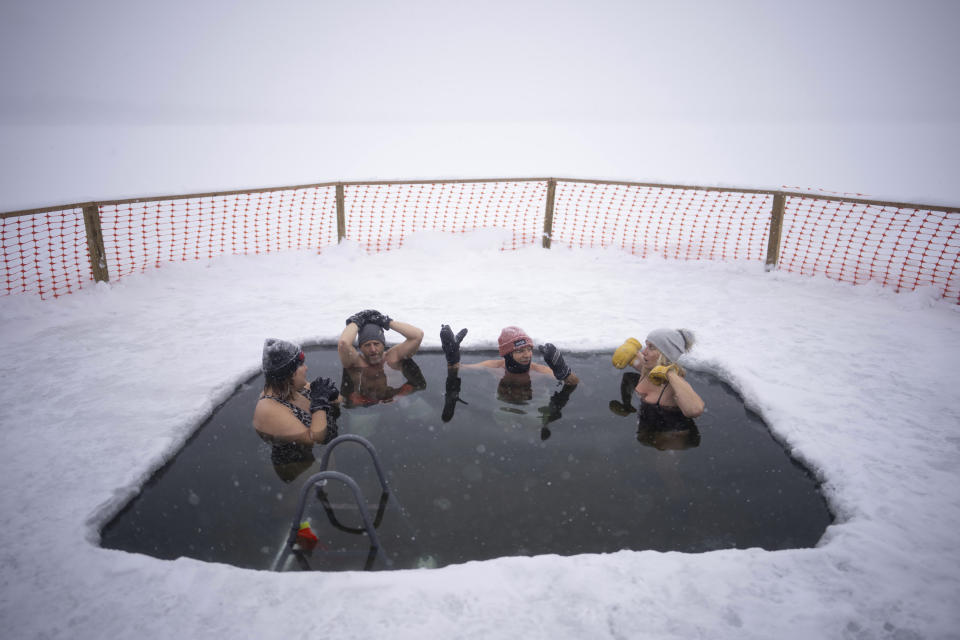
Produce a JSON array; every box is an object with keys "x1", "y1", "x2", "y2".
[
  {"x1": 440, "y1": 324, "x2": 468, "y2": 365},
  {"x1": 321, "y1": 419, "x2": 339, "y2": 444},
  {"x1": 442, "y1": 372, "x2": 468, "y2": 422},
  {"x1": 610, "y1": 371, "x2": 641, "y2": 416},
  {"x1": 538, "y1": 343, "x2": 571, "y2": 380},
  {"x1": 538, "y1": 383, "x2": 576, "y2": 425},
  {"x1": 309, "y1": 376, "x2": 339, "y2": 413},
  {"x1": 401, "y1": 358, "x2": 427, "y2": 390},
  {"x1": 367, "y1": 311, "x2": 393, "y2": 329},
  {"x1": 345, "y1": 309, "x2": 379, "y2": 327},
  {"x1": 608, "y1": 400, "x2": 636, "y2": 417}
]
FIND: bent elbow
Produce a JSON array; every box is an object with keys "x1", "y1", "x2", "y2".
[{"x1": 684, "y1": 404, "x2": 705, "y2": 419}]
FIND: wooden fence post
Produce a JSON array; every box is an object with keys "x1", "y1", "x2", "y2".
[
  {"x1": 335, "y1": 183, "x2": 346, "y2": 243},
  {"x1": 765, "y1": 192, "x2": 786, "y2": 271},
  {"x1": 542, "y1": 179, "x2": 557, "y2": 249},
  {"x1": 82, "y1": 204, "x2": 110, "y2": 282}
]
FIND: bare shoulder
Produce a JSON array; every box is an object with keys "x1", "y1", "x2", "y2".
[
  {"x1": 252, "y1": 396, "x2": 282, "y2": 430},
  {"x1": 461, "y1": 359, "x2": 504, "y2": 369}
]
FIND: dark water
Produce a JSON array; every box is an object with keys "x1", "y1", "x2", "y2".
[{"x1": 100, "y1": 347, "x2": 832, "y2": 572}]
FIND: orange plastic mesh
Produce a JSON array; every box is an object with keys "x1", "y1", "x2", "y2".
[
  {"x1": 551, "y1": 182, "x2": 772, "y2": 261},
  {"x1": 1, "y1": 208, "x2": 91, "y2": 298},
  {"x1": 1, "y1": 180, "x2": 958, "y2": 303},
  {"x1": 779, "y1": 197, "x2": 960, "y2": 303},
  {"x1": 99, "y1": 187, "x2": 338, "y2": 280},
  {"x1": 343, "y1": 181, "x2": 547, "y2": 252}
]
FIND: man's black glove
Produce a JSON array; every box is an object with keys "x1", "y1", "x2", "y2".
[
  {"x1": 367, "y1": 311, "x2": 393, "y2": 328},
  {"x1": 442, "y1": 372, "x2": 468, "y2": 422},
  {"x1": 345, "y1": 309, "x2": 379, "y2": 327},
  {"x1": 440, "y1": 324, "x2": 468, "y2": 365},
  {"x1": 401, "y1": 358, "x2": 427, "y2": 390},
  {"x1": 309, "y1": 376, "x2": 339, "y2": 413},
  {"x1": 538, "y1": 343, "x2": 571, "y2": 380}
]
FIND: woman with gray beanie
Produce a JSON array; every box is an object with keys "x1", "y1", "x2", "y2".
[
  {"x1": 252, "y1": 338, "x2": 340, "y2": 446},
  {"x1": 613, "y1": 328, "x2": 704, "y2": 419}
]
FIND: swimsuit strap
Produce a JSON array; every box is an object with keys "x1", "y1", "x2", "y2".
[{"x1": 655, "y1": 384, "x2": 668, "y2": 408}]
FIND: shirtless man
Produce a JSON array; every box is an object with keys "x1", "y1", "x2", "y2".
[{"x1": 337, "y1": 309, "x2": 425, "y2": 406}]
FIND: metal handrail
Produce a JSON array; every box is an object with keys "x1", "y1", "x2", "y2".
[
  {"x1": 319, "y1": 434, "x2": 391, "y2": 494},
  {"x1": 285, "y1": 470, "x2": 382, "y2": 551}
]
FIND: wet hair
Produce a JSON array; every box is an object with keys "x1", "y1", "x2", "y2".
[{"x1": 263, "y1": 367, "x2": 299, "y2": 402}]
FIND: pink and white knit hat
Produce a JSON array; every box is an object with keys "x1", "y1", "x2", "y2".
[{"x1": 498, "y1": 326, "x2": 533, "y2": 356}]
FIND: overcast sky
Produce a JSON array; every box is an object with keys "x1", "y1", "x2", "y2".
[
  {"x1": 3, "y1": 0, "x2": 957, "y2": 125},
  {"x1": 1, "y1": 0, "x2": 958, "y2": 209}
]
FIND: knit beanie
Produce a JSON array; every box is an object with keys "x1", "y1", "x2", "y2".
[
  {"x1": 357, "y1": 323, "x2": 386, "y2": 347},
  {"x1": 646, "y1": 328, "x2": 695, "y2": 364},
  {"x1": 498, "y1": 326, "x2": 533, "y2": 356},
  {"x1": 262, "y1": 338, "x2": 303, "y2": 375}
]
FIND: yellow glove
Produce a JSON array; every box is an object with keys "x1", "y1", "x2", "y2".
[
  {"x1": 648, "y1": 364, "x2": 679, "y2": 386},
  {"x1": 612, "y1": 338, "x2": 642, "y2": 369}
]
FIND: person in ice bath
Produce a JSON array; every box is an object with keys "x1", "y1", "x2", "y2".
[
  {"x1": 338, "y1": 309, "x2": 426, "y2": 407},
  {"x1": 610, "y1": 328, "x2": 705, "y2": 449},
  {"x1": 252, "y1": 339, "x2": 341, "y2": 480},
  {"x1": 439, "y1": 325, "x2": 579, "y2": 437}
]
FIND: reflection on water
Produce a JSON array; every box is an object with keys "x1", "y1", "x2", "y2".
[{"x1": 100, "y1": 348, "x2": 832, "y2": 571}]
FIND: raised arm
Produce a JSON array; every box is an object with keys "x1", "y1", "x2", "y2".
[
  {"x1": 665, "y1": 369, "x2": 705, "y2": 418},
  {"x1": 338, "y1": 322, "x2": 363, "y2": 368},
  {"x1": 538, "y1": 343, "x2": 580, "y2": 385},
  {"x1": 384, "y1": 319, "x2": 424, "y2": 364}
]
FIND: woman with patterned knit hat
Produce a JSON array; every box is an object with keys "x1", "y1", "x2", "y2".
[
  {"x1": 611, "y1": 328, "x2": 704, "y2": 419},
  {"x1": 252, "y1": 338, "x2": 340, "y2": 447}
]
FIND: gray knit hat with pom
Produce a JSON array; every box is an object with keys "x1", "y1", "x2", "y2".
[
  {"x1": 261, "y1": 338, "x2": 303, "y2": 374},
  {"x1": 646, "y1": 328, "x2": 695, "y2": 363}
]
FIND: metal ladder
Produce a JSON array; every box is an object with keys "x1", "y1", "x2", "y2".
[{"x1": 272, "y1": 434, "x2": 391, "y2": 571}]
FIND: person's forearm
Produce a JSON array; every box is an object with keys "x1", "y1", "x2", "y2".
[
  {"x1": 338, "y1": 324, "x2": 360, "y2": 363},
  {"x1": 307, "y1": 411, "x2": 328, "y2": 443},
  {"x1": 388, "y1": 320, "x2": 424, "y2": 342}
]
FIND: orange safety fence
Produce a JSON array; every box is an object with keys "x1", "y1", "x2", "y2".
[
  {"x1": 1, "y1": 178, "x2": 958, "y2": 303},
  {"x1": 552, "y1": 182, "x2": 773, "y2": 261},
  {"x1": 99, "y1": 187, "x2": 339, "y2": 281},
  {"x1": 343, "y1": 180, "x2": 547, "y2": 252},
  {"x1": 779, "y1": 197, "x2": 960, "y2": 301},
  {"x1": 1, "y1": 207, "x2": 91, "y2": 299}
]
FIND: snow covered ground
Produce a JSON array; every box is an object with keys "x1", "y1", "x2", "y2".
[{"x1": 1, "y1": 232, "x2": 959, "y2": 639}]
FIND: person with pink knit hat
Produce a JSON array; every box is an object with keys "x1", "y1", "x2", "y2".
[
  {"x1": 438, "y1": 323, "x2": 579, "y2": 434},
  {"x1": 441, "y1": 325, "x2": 579, "y2": 383}
]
